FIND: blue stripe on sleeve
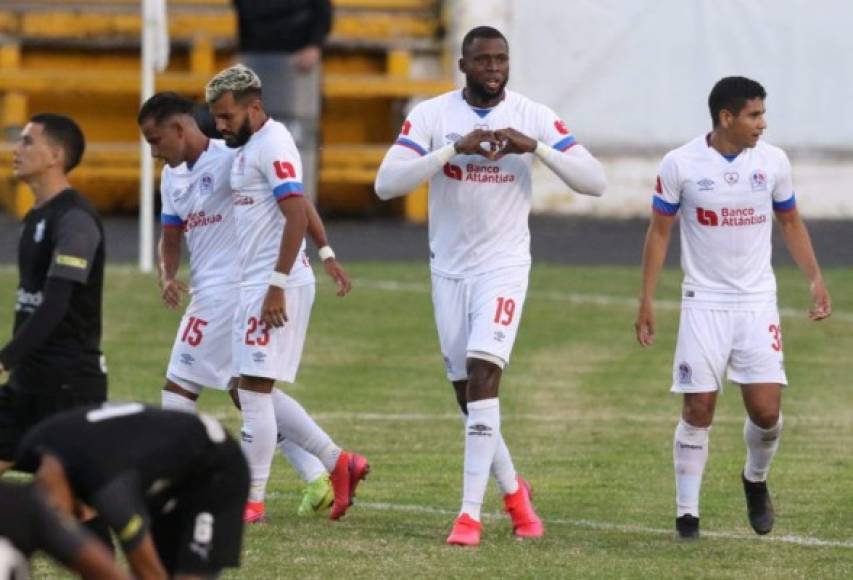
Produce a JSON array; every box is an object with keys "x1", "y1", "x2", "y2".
[
  {"x1": 553, "y1": 136, "x2": 577, "y2": 151},
  {"x1": 652, "y1": 195, "x2": 680, "y2": 215},
  {"x1": 394, "y1": 138, "x2": 428, "y2": 156},
  {"x1": 772, "y1": 194, "x2": 796, "y2": 212},
  {"x1": 273, "y1": 181, "x2": 305, "y2": 200},
  {"x1": 161, "y1": 213, "x2": 183, "y2": 226}
]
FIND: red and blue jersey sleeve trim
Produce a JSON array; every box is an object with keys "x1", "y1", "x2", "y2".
[
  {"x1": 652, "y1": 195, "x2": 680, "y2": 216},
  {"x1": 273, "y1": 181, "x2": 304, "y2": 200},
  {"x1": 772, "y1": 194, "x2": 797, "y2": 213},
  {"x1": 553, "y1": 136, "x2": 578, "y2": 151},
  {"x1": 161, "y1": 213, "x2": 184, "y2": 229},
  {"x1": 394, "y1": 137, "x2": 428, "y2": 156}
]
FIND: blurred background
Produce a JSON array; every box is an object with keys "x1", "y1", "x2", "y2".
[{"x1": 0, "y1": 0, "x2": 850, "y2": 266}]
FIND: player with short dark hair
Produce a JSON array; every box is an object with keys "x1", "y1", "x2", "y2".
[
  {"x1": 15, "y1": 403, "x2": 249, "y2": 579},
  {"x1": 138, "y1": 91, "x2": 353, "y2": 518},
  {"x1": 375, "y1": 26, "x2": 607, "y2": 545},
  {"x1": 0, "y1": 481, "x2": 128, "y2": 579},
  {"x1": 635, "y1": 76, "x2": 832, "y2": 540},
  {"x1": 0, "y1": 114, "x2": 106, "y2": 473}
]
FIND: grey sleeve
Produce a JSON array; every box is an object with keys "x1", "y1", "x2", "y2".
[{"x1": 47, "y1": 209, "x2": 101, "y2": 283}]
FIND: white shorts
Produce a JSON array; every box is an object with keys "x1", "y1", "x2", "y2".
[
  {"x1": 671, "y1": 306, "x2": 787, "y2": 393},
  {"x1": 431, "y1": 265, "x2": 529, "y2": 381},
  {"x1": 235, "y1": 283, "x2": 315, "y2": 383},
  {"x1": 166, "y1": 286, "x2": 241, "y2": 391}
]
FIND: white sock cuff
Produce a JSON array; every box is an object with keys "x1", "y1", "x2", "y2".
[
  {"x1": 467, "y1": 398, "x2": 499, "y2": 412},
  {"x1": 239, "y1": 389, "x2": 272, "y2": 404},
  {"x1": 746, "y1": 413, "x2": 783, "y2": 434},
  {"x1": 676, "y1": 419, "x2": 710, "y2": 446},
  {"x1": 161, "y1": 390, "x2": 197, "y2": 412}
]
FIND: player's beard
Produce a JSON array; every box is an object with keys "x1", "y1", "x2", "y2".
[
  {"x1": 466, "y1": 74, "x2": 508, "y2": 103},
  {"x1": 224, "y1": 117, "x2": 253, "y2": 148}
]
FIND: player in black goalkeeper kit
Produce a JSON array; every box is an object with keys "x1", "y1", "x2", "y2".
[
  {"x1": 15, "y1": 403, "x2": 249, "y2": 579},
  {"x1": 0, "y1": 114, "x2": 107, "y2": 472}
]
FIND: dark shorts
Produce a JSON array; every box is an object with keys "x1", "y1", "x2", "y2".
[
  {"x1": 151, "y1": 437, "x2": 249, "y2": 575},
  {"x1": 0, "y1": 379, "x2": 107, "y2": 462}
]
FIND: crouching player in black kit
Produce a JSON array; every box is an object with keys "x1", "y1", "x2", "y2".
[
  {"x1": 0, "y1": 114, "x2": 107, "y2": 472},
  {"x1": 0, "y1": 481, "x2": 128, "y2": 578},
  {"x1": 15, "y1": 403, "x2": 249, "y2": 579}
]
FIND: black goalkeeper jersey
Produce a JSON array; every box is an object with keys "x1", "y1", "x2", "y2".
[{"x1": 3, "y1": 188, "x2": 106, "y2": 390}]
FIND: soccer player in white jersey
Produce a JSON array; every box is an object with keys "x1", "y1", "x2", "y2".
[
  {"x1": 634, "y1": 76, "x2": 832, "y2": 540},
  {"x1": 206, "y1": 65, "x2": 369, "y2": 524},
  {"x1": 138, "y1": 91, "x2": 353, "y2": 519},
  {"x1": 374, "y1": 26, "x2": 607, "y2": 546}
]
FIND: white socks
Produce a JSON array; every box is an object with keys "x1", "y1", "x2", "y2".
[
  {"x1": 161, "y1": 390, "x2": 197, "y2": 413},
  {"x1": 743, "y1": 415, "x2": 783, "y2": 483},
  {"x1": 458, "y1": 410, "x2": 518, "y2": 495},
  {"x1": 239, "y1": 389, "x2": 277, "y2": 503},
  {"x1": 673, "y1": 419, "x2": 710, "y2": 518},
  {"x1": 280, "y1": 438, "x2": 327, "y2": 483},
  {"x1": 461, "y1": 398, "x2": 501, "y2": 521},
  {"x1": 271, "y1": 388, "x2": 341, "y2": 472}
]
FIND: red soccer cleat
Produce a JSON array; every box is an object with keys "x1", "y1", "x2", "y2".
[
  {"x1": 329, "y1": 451, "x2": 370, "y2": 520},
  {"x1": 503, "y1": 477, "x2": 544, "y2": 538},
  {"x1": 446, "y1": 513, "x2": 482, "y2": 546},
  {"x1": 243, "y1": 501, "x2": 266, "y2": 524}
]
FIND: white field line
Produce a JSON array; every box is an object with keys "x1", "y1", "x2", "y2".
[
  {"x1": 355, "y1": 278, "x2": 853, "y2": 323},
  {"x1": 304, "y1": 411, "x2": 853, "y2": 428},
  {"x1": 263, "y1": 489, "x2": 853, "y2": 549},
  {"x1": 355, "y1": 500, "x2": 853, "y2": 549}
]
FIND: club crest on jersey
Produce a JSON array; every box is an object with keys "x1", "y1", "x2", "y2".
[
  {"x1": 443, "y1": 163, "x2": 463, "y2": 181},
  {"x1": 697, "y1": 178, "x2": 715, "y2": 192},
  {"x1": 678, "y1": 362, "x2": 692, "y2": 385},
  {"x1": 274, "y1": 160, "x2": 296, "y2": 180},
  {"x1": 751, "y1": 169, "x2": 767, "y2": 191},
  {"x1": 199, "y1": 173, "x2": 214, "y2": 196},
  {"x1": 445, "y1": 132, "x2": 462, "y2": 144},
  {"x1": 33, "y1": 219, "x2": 45, "y2": 242},
  {"x1": 724, "y1": 172, "x2": 739, "y2": 185}
]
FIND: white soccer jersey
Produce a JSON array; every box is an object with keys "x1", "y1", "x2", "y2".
[
  {"x1": 395, "y1": 90, "x2": 580, "y2": 277},
  {"x1": 229, "y1": 119, "x2": 313, "y2": 288},
  {"x1": 161, "y1": 139, "x2": 240, "y2": 292},
  {"x1": 653, "y1": 135, "x2": 797, "y2": 302}
]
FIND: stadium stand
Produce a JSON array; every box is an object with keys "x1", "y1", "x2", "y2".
[{"x1": 0, "y1": 0, "x2": 451, "y2": 220}]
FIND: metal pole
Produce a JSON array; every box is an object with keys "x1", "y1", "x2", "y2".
[{"x1": 139, "y1": 0, "x2": 156, "y2": 272}]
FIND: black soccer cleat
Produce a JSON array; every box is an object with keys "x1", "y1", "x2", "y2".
[
  {"x1": 675, "y1": 514, "x2": 700, "y2": 540},
  {"x1": 742, "y1": 472, "x2": 775, "y2": 535}
]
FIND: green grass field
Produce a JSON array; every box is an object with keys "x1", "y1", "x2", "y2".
[{"x1": 5, "y1": 263, "x2": 853, "y2": 579}]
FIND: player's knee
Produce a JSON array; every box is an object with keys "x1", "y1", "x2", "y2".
[
  {"x1": 466, "y1": 359, "x2": 501, "y2": 401},
  {"x1": 748, "y1": 408, "x2": 780, "y2": 429},
  {"x1": 682, "y1": 396, "x2": 715, "y2": 427}
]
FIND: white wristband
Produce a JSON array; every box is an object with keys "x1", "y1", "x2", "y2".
[
  {"x1": 534, "y1": 141, "x2": 550, "y2": 158},
  {"x1": 269, "y1": 271, "x2": 289, "y2": 289},
  {"x1": 318, "y1": 245, "x2": 336, "y2": 261}
]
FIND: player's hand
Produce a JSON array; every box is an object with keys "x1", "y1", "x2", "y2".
[
  {"x1": 323, "y1": 258, "x2": 352, "y2": 297},
  {"x1": 454, "y1": 129, "x2": 501, "y2": 159},
  {"x1": 635, "y1": 301, "x2": 656, "y2": 347},
  {"x1": 292, "y1": 45, "x2": 321, "y2": 72},
  {"x1": 159, "y1": 277, "x2": 187, "y2": 309},
  {"x1": 261, "y1": 286, "x2": 288, "y2": 328},
  {"x1": 492, "y1": 128, "x2": 537, "y2": 160},
  {"x1": 808, "y1": 279, "x2": 832, "y2": 321}
]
